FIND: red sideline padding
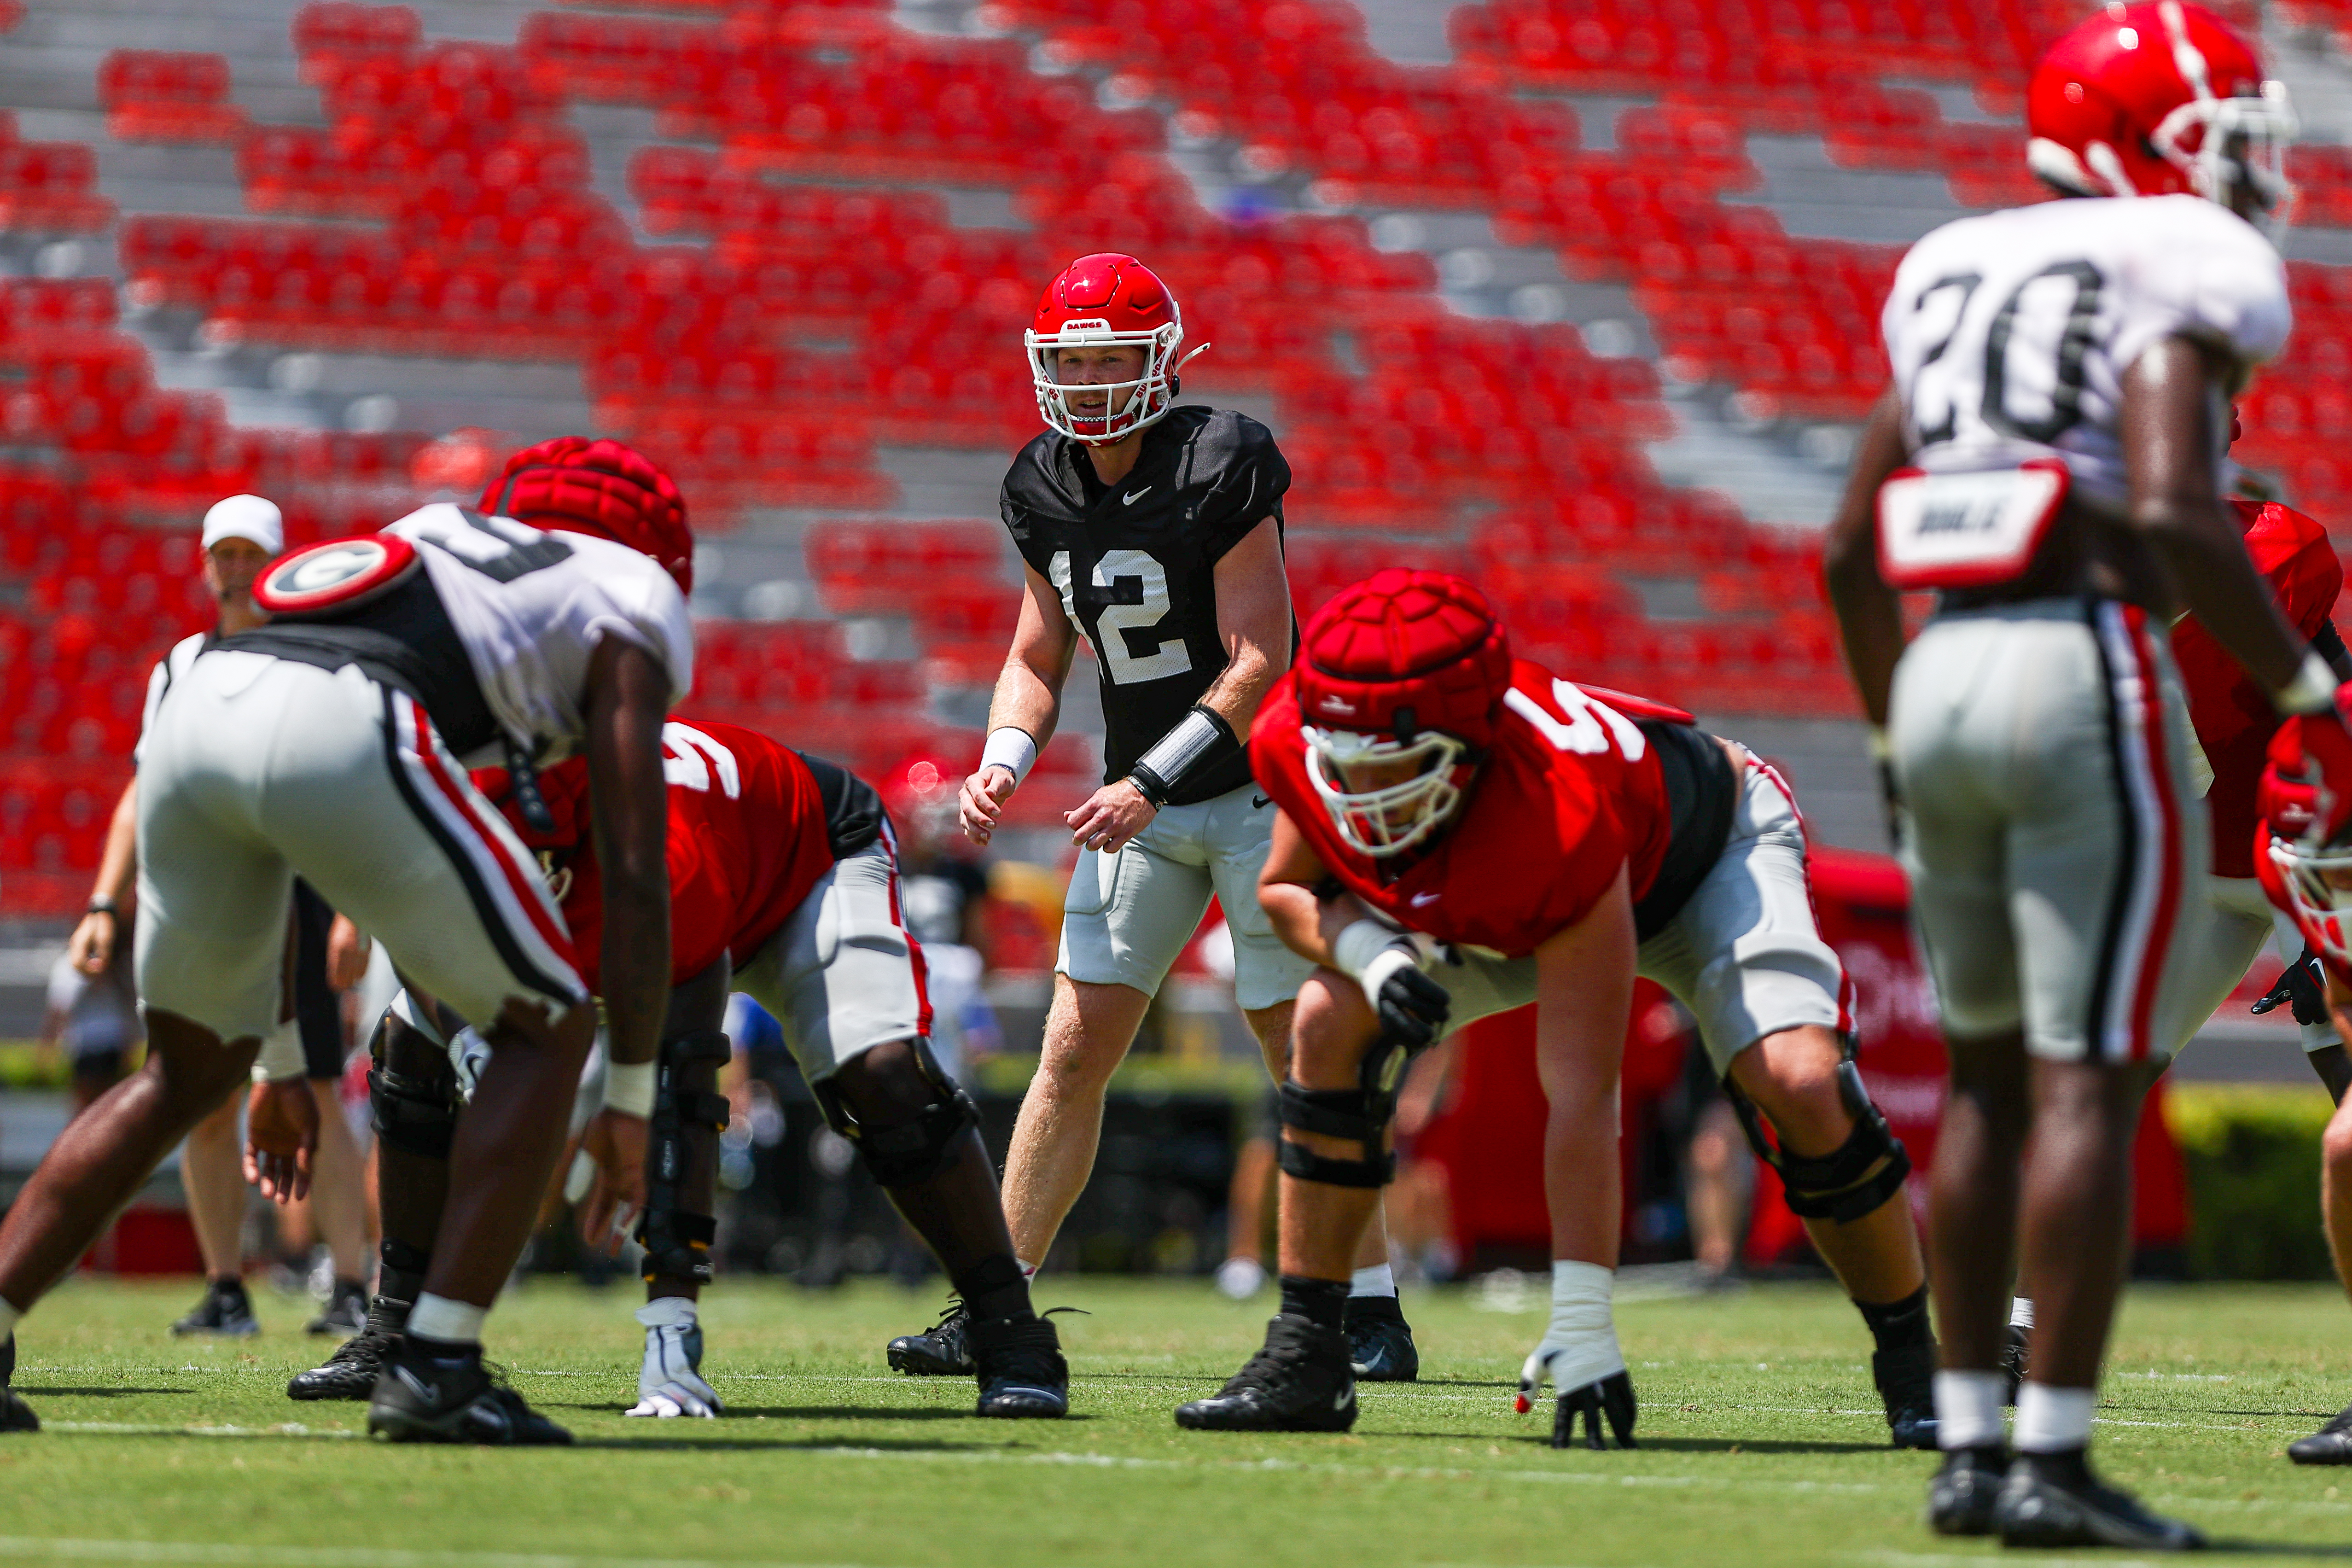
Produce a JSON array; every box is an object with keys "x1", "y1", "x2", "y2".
[
  {"x1": 80, "y1": 1204, "x2": 204, "y2": 1275},
  {"x1": 1420, "y1": 845, "x2": 2189, "y2": 1267}
]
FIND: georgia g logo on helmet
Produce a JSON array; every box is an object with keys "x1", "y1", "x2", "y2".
[
  {"x1": 2026, "y1": 1, "x2": 2297, "y2": 232},
  {"x1": 1025, "y1": 254, "x2": 1212, "y2": 446},
  {"x1": 1294, "y1": 570, "x2": 1514, "y2": 858}
]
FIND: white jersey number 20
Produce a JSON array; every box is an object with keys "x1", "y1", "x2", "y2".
[
  {"x1": 1904, "y1": 260, "x2": 2106, "y2": 451},
  {"x1": 1048, "y1": 548, "x2": 1194, "y2": 686}
]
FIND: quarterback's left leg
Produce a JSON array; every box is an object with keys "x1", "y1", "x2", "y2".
[
  {"x1": 629, "y1": 958, "x2": 734, "y2": 1419},
  {"x1": 1724, "y1": 1024, "x2": 1933, "y2": 1447}
]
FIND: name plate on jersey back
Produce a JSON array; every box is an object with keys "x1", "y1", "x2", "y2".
[{"x1": 1875, "y1": 458, "x2": 2070, "y2": 590}]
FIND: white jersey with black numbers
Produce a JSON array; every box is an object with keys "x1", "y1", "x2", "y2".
[
  {"x1": 133, "y1": 630, "x2": 207, "y2": 767},
  {"x1": 384, "y1": 503, "x2": 694, "y2": 765},
  {"x1": 1882, "y1": 194, "x2": 2289, "y2": 511}
]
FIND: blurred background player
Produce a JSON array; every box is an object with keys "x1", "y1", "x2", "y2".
[
  {"x1": 891, "y1": 251, "x2": 1368, "y2": 1375},
  {"x1": 38, "y1": 915, "x2": 139, "y2": 1119},
  {"x1": 882, "y1": 754, "x2": 1001, "y2": 1084},
  {"x1": 0, "y1": 437, "x2": 689, "y2": 1442},
  {"x1": 1184, "y1": 571, "x2": 1932, "y2": 1445},
  {"x1": 1825, "y1": 4, "x2": 2330, "y2": 1546}
]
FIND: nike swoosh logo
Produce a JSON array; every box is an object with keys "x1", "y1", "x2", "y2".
[
  {"x1": 393, "y1": 1366, "x2": 441, "y2": 1408},
  {"x1": 1334, "y1": 1389, "x2": 1351, "y2": 1411},
  {"x1": 1123, "y1": 486, "x2": 1152, "y2": 505},
  {"x1": 1410, "y1": 892, "x2": 1439, "y2": 907},
  {"x1": 1252, "y1": 794, "x2": 1271, "y2": 810}
]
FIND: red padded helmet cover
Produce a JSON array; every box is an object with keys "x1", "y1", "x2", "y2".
[
  {"x1": 480, "y1": 436, "x2": 693, "y2": 594},
  {"x1": 1294, "y1": 570, "x2": 1514, "y2": 751}
]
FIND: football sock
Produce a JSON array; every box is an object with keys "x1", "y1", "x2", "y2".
[
  {"x1": 1933, "y1": 1370, "x2": 2007, "y2": 1451},
  {"x1": 407, "y1": 1293, "x2": 487, "y2": 1346},
  {"x1": 2013, "y1": 1381, "x2": 2095, "y2": 1453},
  {"x1": 405, "y1": 1333, "x2": 481, "y2": 1367},
  {"x1": 0, "y1": 1298, "x2": 21, "y2": 1341},
  {"x1": 1016, "y1": 1258, "x2": 1040, "y2": 1280},
  {"x1": 1349, "y1": 1264, "x2": 1398, "y2": 1299},
  {"x1": 2009, "y1": 1296, "x2": 2035, "y2": 1331},
  {"x1": 1854, "y1": 1283, "x2": 1933, "y2": 1350},
  {"x1": 953, "y1": 1253, "x2": 1035, "y2": 1323},
  {"x1": 1279, "y1": 1275, "x2": 1349, "y2": 1336},
  {"x1": 377, "y1": 1239, "x2": 431, "y2": 1309}
]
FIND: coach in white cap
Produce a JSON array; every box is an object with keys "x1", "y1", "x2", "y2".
[{"x1": 68, "y1": 493, "x2": 333, "y2": 1339}]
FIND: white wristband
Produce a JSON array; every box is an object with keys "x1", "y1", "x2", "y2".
[
  {"x1": 1332, "y1": 918, "x2": 1431, "y2": 1008},
  {"x1": 251, "y1": 1017, "x2": 306, "y2": 1084},
  {"x1": 980, "y1": 727, "x2": 1038, "y2": 786},
  {"x1": 1330, "y1": 919, "x2": 1397, "y2": 981},
  {"x1": 605, "y1": 1059, "x2": 656, "y2": 1119},
  {"x1": 2276, "y1": 651, "x2": 2339, "y2": 717}
]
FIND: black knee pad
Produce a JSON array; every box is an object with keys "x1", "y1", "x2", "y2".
[
  {"x1": 1726, "y1": 1058, "x2": 1911, "y2": 1223},
  {"x1": 639, "y1": 1027, "x2": 732, "y2": 1285},
  {"x1": 812, "y1": 1038, "x2": 978, "y2": 1189},
  {"x1": 1273, "y1": 1023, "x2": 1429, "y2": 1189},
  {"x1": 368, "y1": 1013, "x2": 460, "y2": 1160}
]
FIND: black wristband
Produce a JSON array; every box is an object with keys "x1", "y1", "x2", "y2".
[
  {"x1": 85, "y1": 897, "x2": 117, "y2": 918},
  {"x1": 1128, "y1": 705, "x2": 1241, "y2": 810}
]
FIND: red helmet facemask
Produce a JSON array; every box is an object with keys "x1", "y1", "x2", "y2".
[
  {"x1": 480, "y1": 436, "x2": 694, "y2": 595},
  {"x1": 1025, "y1": 253, "x2": 1209, "y2": 446},
  {"x1": 1293, "y1": 570, "x2": 1513, "y2": 858},
  {"x1": 2026, "y1": 1, "x2": 2295, "y2": 233}
]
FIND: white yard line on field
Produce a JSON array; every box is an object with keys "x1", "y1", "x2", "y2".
[{"x1": 0, "y1": 1543, "x2": 884, "y2": 1568}]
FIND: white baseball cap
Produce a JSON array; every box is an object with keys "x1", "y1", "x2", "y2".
[{"x1": 201, "y1": 493, "x2": 284, "y2": 556}]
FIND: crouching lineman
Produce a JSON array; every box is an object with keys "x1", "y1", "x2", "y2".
[
  {"x1": 2252, "y1": 722, "x2": 2352, "y2": 1462},
  {"x1": 1174, "y1": 570, "x2": 1934, "y2": 1446},
  {"x1": 285, "y1": 447, "x2": 1069, "y2": 1419},
  {"x1": 0, "y1": 436, "x2": 688, "y2": 1442},
  {"x1": 291, "y1": 708, "x2": 1068, "y2": 1418}
]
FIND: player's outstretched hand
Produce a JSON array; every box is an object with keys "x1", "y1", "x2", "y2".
[
  {"x1": 960, "y1": 764, "x2": 1017, "y2": 846},
  {"x1": 244, "y1": 1078, "x2": 319, "y2": 1205},
  {"x1": 1065, "y1": 778, "x2": 1157, "y2": 855},
  {"x1": 1549, "y1": 1370, "x2": 1638, "y2": 1451},
  {"x1": 576, "y1": 1106, "x2": 649, "y2": 1255}
]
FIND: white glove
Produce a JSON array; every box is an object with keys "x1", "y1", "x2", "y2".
[
  {"x1": 626, "y1": 1297, "x2": 723, "y2": 1419},
  {"x1": 1516, "y1": 1261, "x2": 1636, "y2": 1449}
]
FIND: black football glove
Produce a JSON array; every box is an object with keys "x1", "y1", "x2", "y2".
[
  {"x1": 1552, "y1": 1369, "x2": 1639, "y2": 1451},
  {"x1": 1373, "y1": 961, "x2": 1450, "y2": 1052},
  {"x1": 2253, "y1": 944, "x2": 2330, "y2": 1028}
]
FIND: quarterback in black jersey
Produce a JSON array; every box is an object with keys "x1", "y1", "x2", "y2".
[{"x1": 885, "y1": 255, "x2": 1417, "y2": 1384}]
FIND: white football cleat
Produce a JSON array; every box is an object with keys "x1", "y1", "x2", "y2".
[{"x1": 626, "y1": 1297, "x2": 723, "y2": 1419}]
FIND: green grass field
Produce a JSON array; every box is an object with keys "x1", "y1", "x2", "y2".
[{"x1": 5, "y1": 1275, "x2": 2352, "y2": 1567}]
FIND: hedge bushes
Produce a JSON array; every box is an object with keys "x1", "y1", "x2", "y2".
[{"x1": 2169, "y1": 1084, "x2": 2336, "y2": 1281}]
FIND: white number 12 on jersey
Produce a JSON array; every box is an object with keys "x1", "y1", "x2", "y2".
[{"x1": 1048, "y1": 548, "x2": 1194, "y2": 686}]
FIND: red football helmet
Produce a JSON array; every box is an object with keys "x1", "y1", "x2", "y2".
[
  {"x1": 2263, "y1": 710, "x2": 2352, "y2": 965},
  {"x1": 1026, "y1": 254, "x2": 1207, "y2": 445},
  {"x1": 480, "y1": 436, "x2": 694, "y2": 594},
  {"x1": 2026, "y1": 1, "x2": 2294, "y2": 228},
  {"x1": 1294, "y1": 570, "x2": 1514, "y2": 858}
]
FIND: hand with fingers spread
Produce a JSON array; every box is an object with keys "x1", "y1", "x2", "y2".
[
  {"x1": 1514, "y1": 1260, "x2": 1637, "y2": 1450},
  {"x1": 575, "y1": 1106, "x2": 648, "y2": 1255},
  {"x1": 244, "y1": 1077, "x2": 320, "y2": 1204}
]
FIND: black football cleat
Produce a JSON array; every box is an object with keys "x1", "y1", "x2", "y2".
[
  {"x1": 367, "y1": 1341, "x2": 571, "y2": 1446},
  {"x1": 2000, "y1": 1323, "x2": 2030, "y2": 1405},
  {"x1": 1872, "y1": 1341, "x2": 1938, "y2": 1449},
  {"x1": 888, "y1": 1298, "x2": 973, "y2": 1377},
  {"x1": 1551, "y1": 1370, "x2": 1638, "y2": 1450},
  {"x1": 1926, "y1": 1444, "x2": 2008, "y2": 1536},
  {"x1": 1343, "y1": 1294, "x2": 1419, "y2": 1382},
  {"x1": 969, "y1": 1313, "x2": 1068, "y2": 1419},
  {"x1": 306, "y1": 1278, "x2": 369, "y2": 1337},
  {"x1": 172, "y1": 1277, "x2": 259, "y2": 1338},
  {"x1": 290, "y1": 1294, "x2": 408, "y2": 1402},
  {"x1": 1175, "y1": 1314, "x2": 1356, "y2": 1433},
  {"x1": 1993, "y1": 1450, "x2": 2205, "y2": 1551},
  {"x1": 2288, "y1": 1402, "x2": 2352, "y2": 1464},
  {"x1": 0, "y1": 1335, "x2": 36, "y2": 1434}
]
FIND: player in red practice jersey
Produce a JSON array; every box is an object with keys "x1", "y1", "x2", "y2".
[
  {"x1": 2251, "y1": 716, "x2": 2352, "y2": 1463},
  {"x1": 1174, "y1": 570, "x2": 1933, "y2": 1447}
]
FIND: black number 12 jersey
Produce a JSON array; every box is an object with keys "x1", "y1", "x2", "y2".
[{"x1": 999, "y1": 405, "x2": 1291, "y2": 805}]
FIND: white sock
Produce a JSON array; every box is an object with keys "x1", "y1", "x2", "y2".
[
  {"x1": 1934, "y1": 1370, "x2": 2007, "y2": 1451},
  {"x1": 2014, "y1": 1382, "x2": 2096, "y2": 1453},
  {"x1": 0, "y1": 1297, "x2": 21, "y2": 1341},
  {"x1": 1349, "y1": 1263, "x2": 1397, "y2": 1298},
  {"x1": 635, "y1": 1296, "x2": 697, "y2": 1330},
  {"x1": 2008, "y1": 1296, "x2": 2035, "y2": 1331},
  {"x1": 1016, "y1": 1258, "x2": 1040, "y2": 1280},
  {"x1": 407, "y1": 1293, "x2": 488, "y2": 1346}
]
